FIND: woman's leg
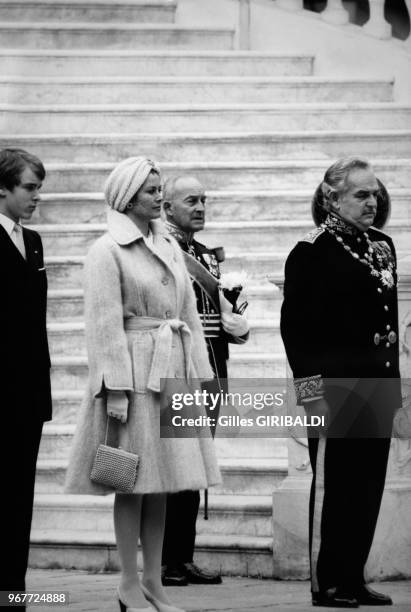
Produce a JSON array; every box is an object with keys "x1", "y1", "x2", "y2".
[
  {"x1": 114, "y1": 493, "x2": 148, "y2": 608},
  {"x1": 141, "y1": 493, "x2": 174, "y2": 604}
]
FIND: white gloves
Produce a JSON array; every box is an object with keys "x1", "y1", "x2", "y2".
[
  {"x1": 107, "y1": 390, "x2": 128, "y2": 423},
  {"x1": 221, "y1": 312, "x2": 249, "y2": 337},
  {"x1": 220, "y1": 291, "x2": 249, "y2": 337}
]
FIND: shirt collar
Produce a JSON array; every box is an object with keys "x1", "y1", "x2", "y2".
[
  {"x1": 0, "y1": 212, "x2": 18, "y2": 236},
  {"x1": 106, "y1": 207, "x2": 166, "y2": 245}
]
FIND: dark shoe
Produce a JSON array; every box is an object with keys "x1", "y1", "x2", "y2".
[
  {"x1": 161, "y1": 566, "x2": 188, "y2": 587},
  {"x1": 182, "y1": 562, "x2": 222, "y2": 585},
  {"x1": 356, "y1": 585, "x2": 393, "y2": 606},
  {"x1": 312, "y1": 587, "x2": 359, "y2": 608}
]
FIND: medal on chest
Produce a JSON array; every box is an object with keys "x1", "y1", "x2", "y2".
[{"x1": 322, "y1": 223, "x2": 395, "y2": 291}]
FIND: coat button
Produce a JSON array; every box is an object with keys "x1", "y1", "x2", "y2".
[
  {"x1": 385, "y1": 361, "x2": 391, "y2": 368},
  {"x1": 384, "y1": 305, "x2": 389, "y2": 311},
  {"x1": 386, "y1": 324, "x2": 391, "y2": 331},
  {"x1": 162, "y1": 277, "x2": 169, "y2": 285},
  {"x1": 388, "y1": 331, "x2": 397, "y2": 344},
  {"x1": 374, "y1": 333, "x2": 380, "y2": 346},
  {"x1": 386, "y1": 342, "x2": 390, "y2": 348},
  {"x1": 377, "y1": 288, "x2": 382, "y2": 294}
]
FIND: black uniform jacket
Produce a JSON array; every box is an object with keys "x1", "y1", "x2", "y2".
[
  {"x1": 280, "y1": 224, "x2": 401, "y2": 436},
  {"x1": 180, "y1": 237, "x2": 247, "y2": 380},
  {"x1": 0, "y1": 225, "x2": 52, "y2": 422}
]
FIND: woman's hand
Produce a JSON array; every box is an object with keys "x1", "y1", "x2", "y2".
[{"x1": 107, "y1": 390, "x2": 128, "y2": 424}]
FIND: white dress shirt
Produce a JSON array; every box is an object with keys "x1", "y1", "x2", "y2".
[{"x1": 0, "y1": 212, "x2": 26, "y2": 259}]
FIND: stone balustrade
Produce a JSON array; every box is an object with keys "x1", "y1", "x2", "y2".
[{"x1": 237, "y1": 0, "x2": 411, "y2": 49}]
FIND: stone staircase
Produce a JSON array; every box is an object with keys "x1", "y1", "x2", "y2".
[{"x1": 0, "y1": 0, "x2": 410, "y2": 578}]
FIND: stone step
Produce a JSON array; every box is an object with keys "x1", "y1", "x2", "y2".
[
  {"x1": 44, "y1": 253, "x2": 279, "y2": 290},
  {"x1": 0, "y1": 103, "x2": 411, "y2": 134},
  {"x1": 47, "y1": 284, "x2": 280, "y2": 322},
  {"x1": 38, "y1": 159, "x2": 411, "y2": 192},
  {"x1": 0, "y1": 77, "x2": 393, "y2": 105},
  {"x1": 38, "y1": 423, "x2": 288, "y2": 459},
  {"x1": 32, "y1": 493, "x2": 273, "y2": 538},
  {"x1": 2, "y1": 102, "x2": 410, "y2": 134},
  {"x1": 46, "y1": 318, "x2": 281, "y2": 357},
  {"x1": 29, "y1": 530, "x2": 274, "y2": 576},
  {"x1": 49, "y1": 390, "x2": 83, "y2": 423},
  {"x1": 49, "y1": 353, "x2": 287, "y2": 391},
  {"x1": 0, "y1": 50, "x2": 314, "y2": 77},
  {"x1": 45, "y1": 256, "x2": 85, "y2": 289},
  {"x1": 35, "y1": 189, "x2": 411, "y2": 224},
  {"x1": 45, "y1": 253, "x2": 411, "y2": 290},
  {"x1": 47, "y1": 289, "x2": 84, "y2": 321},
  {"x1": 31, "y1": 219, "x2": 411, "y2": 255},
  {"x1": 0, "y1": 23, "x2": 234, "y2": 50},
  {"x1": 5, "y1": 130, "x2": 411, "y2": 164},
  {"x1": 0, "y1": 0, "x2": 177, "y2": 23},
  {"x1": 35, "y1": 457, "x2": 287, "y2": 495}
]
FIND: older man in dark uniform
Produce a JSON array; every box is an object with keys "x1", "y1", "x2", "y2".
[
  {"x1": 161, "y1": 175, "x2": 249, "y2": 586},
  {"x1": 281, "y1": 157, "x2": 400, "y2": 608},
  {"x1": 0, "y1": 149, "x2": 52, "y2": 608}
]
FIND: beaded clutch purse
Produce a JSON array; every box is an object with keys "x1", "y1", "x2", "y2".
[{"x1": 90, "y1": 419, "x2": 139, "y2": 493}]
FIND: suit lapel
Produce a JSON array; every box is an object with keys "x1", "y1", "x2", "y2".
[{"x1": 22, "y1": 227, "x2": 39, "y2": 271}]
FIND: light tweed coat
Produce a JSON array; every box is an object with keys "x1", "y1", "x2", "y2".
[{"x1": 65, "y1": 209, "x2": 221, "y2": 494}]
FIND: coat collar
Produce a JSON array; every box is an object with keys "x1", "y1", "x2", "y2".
[{"x1": 107, "y1": 207, "x2": 166, "y2": 246}]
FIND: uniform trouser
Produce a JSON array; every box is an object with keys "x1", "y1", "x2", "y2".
[
  {"x1": 308, "y1": 435, "x2": 391, "y2": 593},
  {"x1": 0, "y1": 414, "x2": 43, "y2": 607},
  {"x1": 162, "y1": 337, "x2": 227, "y2": 567},
  {"x1": 162, "y1": 490, "x2": 200, "y2": 566}
]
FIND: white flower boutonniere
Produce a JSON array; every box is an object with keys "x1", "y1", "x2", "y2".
[{"x1": 219, "y1": 271, "x2": 248, "y2": 314}]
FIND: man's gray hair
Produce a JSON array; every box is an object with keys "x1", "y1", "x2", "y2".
[
  {"x1": 322, "y1": 156, "x2": 372, "y2": 201},
  {"x1": 162, "y1": 175, "x2": 182, "y2": 205}
]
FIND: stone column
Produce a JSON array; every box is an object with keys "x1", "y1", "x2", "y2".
[
  {"x1": 321, "y1": 0, "x2": 349, "y2": 25},
  {"x1": 238, "y1": 0, "x2": 250, "y2": 50},
  {"x1": 276, "y1": 0, "x2": 303, "y2": 11},
  {"x1": 272, "y1": 372, "x2": 311, "y2": 579},
  {"x1": 363, "y1": 0, "x2": 392, "y2": 39}
]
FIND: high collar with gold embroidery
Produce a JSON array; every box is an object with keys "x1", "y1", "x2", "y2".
[
  {"x1": 164, "y1": 219, "x2": 195, "y2": 246},
  {"x1": 324, "y1": 213, "x2": 360, "y2": 236}
]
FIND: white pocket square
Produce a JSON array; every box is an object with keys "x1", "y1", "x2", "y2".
[{"x1": 37, "y1": 267, "x2": 46, "y2": 271}]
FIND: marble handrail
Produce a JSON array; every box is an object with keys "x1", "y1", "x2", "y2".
[{"x1": 236, "y1": 0, "x2": 410, "y2": 49}]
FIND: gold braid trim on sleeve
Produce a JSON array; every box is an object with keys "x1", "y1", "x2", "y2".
[{"x1": 294, "y1": 375, "x2": 324, "y2": 404}]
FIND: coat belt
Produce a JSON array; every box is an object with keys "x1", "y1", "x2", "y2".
[{"x1": 124, "y1": 316, "x2": 192, "y2": 393}]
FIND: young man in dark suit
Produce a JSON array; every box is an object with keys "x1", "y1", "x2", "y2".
[{"x1": 0, "y1": 149, "x2": 52, "y2": 608}]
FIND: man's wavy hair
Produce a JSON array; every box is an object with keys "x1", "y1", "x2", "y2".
[
  {"x1": 0, "y1": 148, "x2": 45, "y2": 191},
  {"x1": 311, "y1": 156, "x2": 390, "y2": 229}
]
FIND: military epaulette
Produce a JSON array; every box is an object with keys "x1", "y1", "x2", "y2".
[
  {"x1": 369, "y1": 226, "x2": 390, "y2": 241},
  {"x1": 300, "y1": 227, "x2": 325, "y2": 244},
  {"x1": 194, "y1": 240, "x2": 225, "y2": 263}
]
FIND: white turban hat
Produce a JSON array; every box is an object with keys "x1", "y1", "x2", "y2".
[{"x1": 104, "y1": 156, "x2": 160, "y2": 212}]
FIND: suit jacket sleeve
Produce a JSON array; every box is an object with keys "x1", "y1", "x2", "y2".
[{"x1": 280, "y1": 241, "x2": 327, "y2": 401}]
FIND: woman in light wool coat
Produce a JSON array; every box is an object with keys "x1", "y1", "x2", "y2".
[{"x1": 65, "y1": 157, "x2": 220, "y2": 612}]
